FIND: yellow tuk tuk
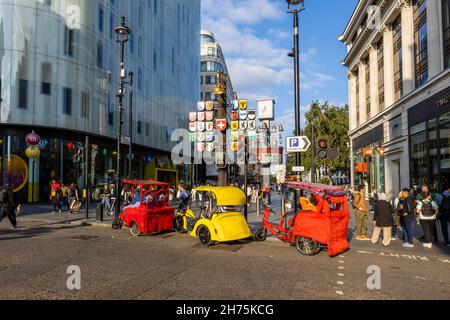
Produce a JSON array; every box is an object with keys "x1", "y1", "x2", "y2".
[{"x1": 175, "y1": 186, "x2": 252, "y2": 245}]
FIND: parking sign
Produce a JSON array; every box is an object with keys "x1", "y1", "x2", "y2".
[{"x1": 286, "y1": 136, "x2": 311, "y2": 153}]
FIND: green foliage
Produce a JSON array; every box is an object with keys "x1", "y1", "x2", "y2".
[{"x1": 287, "y1": 101, "x2": 350, "y2": 180}]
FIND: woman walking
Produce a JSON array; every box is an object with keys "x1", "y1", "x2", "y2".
[
  {"x1": 371, "y1": 193, "x2": 395, "y2": 247},
  {"x1": 50, "y1": 180, "x2": 62, "y2": 213}
]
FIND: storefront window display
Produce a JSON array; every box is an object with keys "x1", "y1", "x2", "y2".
[{"x1": 353, "y1": 145, "x2": 385, "y2": 194}]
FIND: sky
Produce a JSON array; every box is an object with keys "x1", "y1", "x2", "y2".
[{"x1": 201, "y1": 0, "x2": 359, "y2": 135}]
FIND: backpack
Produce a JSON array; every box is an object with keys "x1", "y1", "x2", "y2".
[
  {"x1": 0, "y1": 189, "x2": 8, "y2": 204},
  {"x1": 421, "y1": 201, "x2": 435, "y2": 217},
  {"x1": 440, "y1": 195, "x2": 450, "y2": 216}
]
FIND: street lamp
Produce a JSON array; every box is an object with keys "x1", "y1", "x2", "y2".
[
  {"x1": 114, "y1": 16, "x2": 131, "y2": 219},
  {"x1": 286, "y1": 0, "x2": 305, "y2": 212}
]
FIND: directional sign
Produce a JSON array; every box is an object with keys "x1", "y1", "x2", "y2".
[
  {"x1": 292, "y1": 166, "x2": 305, "y2": 172},
  {"x1": 286, "y1": 136, "x2": 311, "y2": 153}
]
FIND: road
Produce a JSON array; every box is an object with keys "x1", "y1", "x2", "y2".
[{"x1": 0, "y1": 202, "x2": 449, "y2": 300}]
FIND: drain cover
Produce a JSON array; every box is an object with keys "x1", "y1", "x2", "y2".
[{"x1": 70, "y1": 235, "x2": 99, "y2": 241}]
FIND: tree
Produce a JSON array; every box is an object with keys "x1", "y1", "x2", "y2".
[{"x1": 287, "y1": 101, "x2": 350, "y2": 182}]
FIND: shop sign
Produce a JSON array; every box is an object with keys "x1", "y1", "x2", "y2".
[
  {"x1": 363, "y1": 148, "x2": 373, "y2": 157},
  {"x1": 355, "y1": 163, "x2": 368, "y2": 173},
  {"x1": 436, "y1": 95, "x2": 450, "y2": 108}
]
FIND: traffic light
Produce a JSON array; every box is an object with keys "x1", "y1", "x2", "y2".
[{"x1": 317, "y1": 138, "x2": 328, "y2": 159}]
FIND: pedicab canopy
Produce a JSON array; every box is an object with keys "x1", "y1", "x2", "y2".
[
  {"x1": 122, "y1": 180, "x2": 170, "y2": 187},
  {"x1": 194, "y1": 186, "x2": 246, "y2": 206}
]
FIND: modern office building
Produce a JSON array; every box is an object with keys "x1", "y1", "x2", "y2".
[
  {"x1": 340, "y1": 0, "x2": 450, "y2": 199},
  {"x1": 199, "y1": 29, "x2": 237, "y2": 182},
  {"x1": 0, "y1": 0, "x2": 200, "y2": 202}
]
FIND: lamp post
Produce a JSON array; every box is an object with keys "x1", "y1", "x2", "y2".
[
  {"x1": 287, "y1": 0, "x2": 305, "y2": 212},
  {"x1": 128, "y1": 71, "x2": 134, "y2": 179},
  {"x1": 114, "y1": 16, "x2": 131, "y2": 219},
  {"x1": 213, "y1": 71, "x2": 228, "y2": 186}
]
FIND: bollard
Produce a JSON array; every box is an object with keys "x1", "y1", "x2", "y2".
[
  {"x1": 96, "y1": 203, "x2": 104, "y2": 222},
  {"x1": 256, "y1": 197, "x2": 260, "y2": 215}
]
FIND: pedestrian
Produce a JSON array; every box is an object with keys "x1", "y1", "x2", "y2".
[
  {"x1": 68, "y1": 182, "x2": 80, "y2": 214},
  {"x1": 371, "y1": 193, "x2": 395, "y2": 247},
  {"x1": 436, "y1": 185, "x2": 450, "y2": 247},
  {"x1": 61, "y1": 183, "x2": 69, "y2": 211},
  {"x1": 246, "y1": 185, "x2": 252, "y2": 203},
  {"x1": 352, "y1": 185, "x2": 370, "y2": 240},
  {"x1": 416, "y1": 193, "x2": 439, "y2": 248},
  {"x1": 397, "y1": 188, "x2": 416, "y2": 247},
  {"x1": 50, "y1": 180, "x2": 62, "y2": 213},
  {"x1": 0, "y1": 184, "x2": 19, "y2": 229},
  {"x1": 416, "y1": 185, "x2": 439, "y2": 242},
  {"x1": 392, "y1": 191, "x2": 404, "y2": 240},
  {"x1": 100, "y1": 184, "x2": 111, "y2": 212}
]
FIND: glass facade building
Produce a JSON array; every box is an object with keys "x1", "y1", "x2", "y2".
[{"x1": 0, "y1": 0, "x2": 200, "y2": 202}]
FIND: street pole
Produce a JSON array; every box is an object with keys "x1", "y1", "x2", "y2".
[
  {"x1": 216, "y1": 72, "x2": 228, "y2": 186},
  {"x1": 85, "y1": 135, "x2": 90, "y2": 220},
  {"x1": 244, "y1": 136, "x2": 248, "y2": 221},
  {"x1": 311, "y1": 123, "x2": 316, "y2": 183},
  {"x1": 128, "y1": 90, "x2": 133, "y2": 179},
  {"x1": 288, "y1": 1, "x2": 304, "y2": 213},
  {"x1": 114, "y1": 16, "x2": 130, "y2": 219}
]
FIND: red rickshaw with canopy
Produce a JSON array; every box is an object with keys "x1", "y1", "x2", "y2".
[
  {"x1": 112, "y1": 180, "x2": 175, "y2": 236},
  {"x1": 254, "y1": 181, "x2": 350, "y2": 257}
]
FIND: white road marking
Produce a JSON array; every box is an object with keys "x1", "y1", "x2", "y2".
[
  {"x1": 336, "y1": 290, "x2": 344, "y2": 295},
  {"x1": 338, "y1": 266, "x2": 345, "y2": 269},
  {"x1": 338, "y1": 273, "x2": 345, "y2": 277},
  {"x1": 337, "y1": 281, "x2": 344, "y2": 285},
  {"x1": 339, "y1": 261, "x2": 345, "y2": 264}
]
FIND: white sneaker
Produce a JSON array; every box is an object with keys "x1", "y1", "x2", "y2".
[
  {"x1": 423, "y1": 243, "x2": 432, "y2": 248},
  {"x1": 403, "y1": 243, "x2": 414, "y2": 248}
]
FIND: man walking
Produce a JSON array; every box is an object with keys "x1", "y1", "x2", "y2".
[
  {"x1": 353, "y1": 185, "x2": 369, "y2": 240},
  {"x1": 397, "y1": 188, "x2": 416, "y2": 248},
  {"x1": 436, "y1": 185, "x2": 450, "y2": 247},
  {"x1": 0, "y1": 184, "x2": 18, "y2": 230},
  {"x1": 416, "y1": 193, "x2": 439, "y2": 248}
]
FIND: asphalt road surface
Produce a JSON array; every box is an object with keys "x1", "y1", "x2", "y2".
[{"x1": 1, "y1": 210, "x2": 449, "y2": 300}]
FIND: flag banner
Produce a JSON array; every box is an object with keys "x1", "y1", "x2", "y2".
[
  {"x1": 197, "y1": 121, "x2": 205, "y2": 132},
  {"x1": 206, "y1": 132, "x2": 215, "y2": 142},
  {"x1": 206, "y1": 111, "x2": 214, "y2": 121},
  {"x1": 206, "y1": 142, "x2": 215, "y2": 152},
  {"x1": 232, "y1": 100, "x2": 239, "y2": 110},
  {"x1": 231, "y1": 142, "x2": 239, "y2": 152},
  {"x1": 239, "y1": 100, "x2": 248, "y2": 110},
  {"x1": 197, "y1": 112, "x2": 206, "y2": 121},
  {"x1": 189, "y1": 122, "x2": 197, "y2": 132},
  {"x1": 197, "y1": 101, "x2": 205, "y2": 111},
  {"x1": 205, "y1": 101, "x2": 214, "y2": 111},
  {"x1": 197, "y1": 142, "x2": 205, "y2": 152},
  {"x1": 230, "y1": 111, "x2": 239, "y2": 121},
  {"x1": 189, "y1": 112, "x2": 197, "y2": 122},
  {"x1": 248, "y1": 120, "x2": 257, "y2": 130},
  {"x1": 189, "y1": 132, "x2": 197, "y2": 143},
  {"x1": 197, "y1": 132, "x2": 206, "y2": 142},
  {"x1": 206, "y1": 122, "x2": 214, "y2": 132},
  {"x1": 216, "y1": 119, "x2": 227, "y2": 132},
  {"x1": 248, "y1": 109, "x2": 257, "y2": 120},
  {"x1": 239, "y1": 110, "x2": 248, "y2": 120},
  {"x1": 239, "y1": 121, "x2": 247, "y2": 130},
  {"x1": 231, "y1": 121, "x2": 239, "y2": 131},
  {"x1": 248, "y1": 130, "x2": 257, "y2": 140},
  {"x1": 231, "y1": 132, "x2": 239, "y2": 141}
]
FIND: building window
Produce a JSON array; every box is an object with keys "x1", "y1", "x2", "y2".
[
  {"x1": 443, "y1": 0, "x2": 450, "y2": 69},
  {"x1": 205, "y1": 75, "x2": 217, "y2": 84},
  {"x1": 154, "y1": 0, "x2": 157, "y2": 15},
  {"x1": 108, "y1": 103, "x2": 114, "y2": 126},
  {"x1": 393, "y1": 16, "x2": 403, "y2": 101},
  {"x1": 41, "y1": 62, "x2": 52, "y2": 96},
  {"x1": 109, "y1": 14, "x2": 114, "y2": 40},
  {"x1": 97, "y1": 42, "x2": 103, "y2": 68},
  {"x1": 377, "y1": 40, "x2": 385, "y2": 111},
  {"x1": 64, "y1": 26, "x2": 74, "y2": 57},
  {"x1": 365, "y1": 57, "x2": 370, "y2": 118},
  {"x1": 389, "y1": 115, "x2": 402, "y2": 140},
  {"x1": 18, "y1": 79, "x2": 28, "y2": 109},
  {"x1": 414, "y1": 0, "x2": 428, "y2": 87},
  {"x1": 98, "y1": 4, "x2": 104, "y2": 33},
  {"x1": 129, "y1": 34, "x2": 134, "y2": 55},
  {"x1": 81, "y1": 92, "x2": 90, "y2": 118},
  {"x1": 153, "y1": 50, "x2": 157, "y2": 70},
  {"x1": 63, "y1": 87, "x2": 72, "y2": 115},
  {"x1": 137, "y1": 121, "x2": 142, "y2": 135},
  {"x1": 145, "y1": 122, "x2": 150, "y2": 136}
]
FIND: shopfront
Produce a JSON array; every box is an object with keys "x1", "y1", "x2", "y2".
[
  {"x1": 0, "y1": 125, "x2": 179, "y2": 203},
  {"x1": 409, "y1": 87, "x2": 450, "y2": 192},
  {"x1": 352, "y1": 124, "x2": 385, "y2": 193}
]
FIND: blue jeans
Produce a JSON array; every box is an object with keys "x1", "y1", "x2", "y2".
[{"x1": 401, "y1": 219, "x2": 414, "y2": 244}]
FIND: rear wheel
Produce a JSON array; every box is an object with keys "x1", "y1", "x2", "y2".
[
  {"x1": 130, "y1": 222, "x2": 141, "y2": 237},
  {"x1": 197, "y1": 225, "x2": 211, "y2": 245},
  {"x1": 295, "y1": 236, "x2": 319, "y2": 256},
  {"x1": 174, "y1": 215, "x2": 184, "y2": 233},
  {"x1": 254, "y1": 227, "x2": 267, "y2": 242},
  {"x1": 112, "y1": 218, "x2": 123, "y2": 230}
]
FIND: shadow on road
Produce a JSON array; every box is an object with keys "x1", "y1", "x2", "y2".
[{"x1": 0, "y1": 224, "x2": 87, "y2": 241}]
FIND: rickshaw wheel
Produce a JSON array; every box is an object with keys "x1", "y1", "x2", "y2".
[
  {"x1": 112, "y1": 218, "x2": 123, "y2": 230},
  {"x1": 174, "y1": 216, "x2": 184, "y2": 233},
  {"x1": 254, "y1": 227, "x2": 267, "y2": 242},
  {"x1": 130, "y1": 222, "x2": 141, "y2": 237},
  {"x1": 197, "y1": 225, "x2": 211, "y2": 245},
  {"x1": 295, "y1": 236, "x2": 319, "y2": 256}
]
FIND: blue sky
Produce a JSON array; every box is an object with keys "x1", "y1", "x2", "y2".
[{"x1": 201, "y1": 0, "x2": 358, "y2": 134}]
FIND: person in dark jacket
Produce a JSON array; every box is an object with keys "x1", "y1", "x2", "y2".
[
  {"x1": 0, "y1": 184, "x2": 18, "y2": 229},
  {"x1": 371, "y1": 193, "x2": 395, "y2": 247},
  {"x1": 397, "y1": 188, "x2": 416, "y2": 247}
]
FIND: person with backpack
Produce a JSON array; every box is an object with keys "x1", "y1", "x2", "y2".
[
  {"x1": 416, "y1": 185, "x2": 439, "y2": 242},
  {"x1": 0, "y1": 184, "x2": 18, "y2": 229},
  {"x1": 436, "y1": 185, "x2": 450, "y2": 247},
  {"x1": 416, "y1": 193, "x2": 439, "y2": 248},
  {"x1": 371, "y1": 193, "x2": 395, "y2": 247},
  {"x1": 397, "y1": 188, "x2": 416, "y2": 248}
]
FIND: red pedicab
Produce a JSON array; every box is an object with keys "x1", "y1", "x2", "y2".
[
  {"x1": 112, "y1": 180, "x2": 175, "y2": 236},
  {"x1": 254, "y1": 181, "x2": 350, "y2": 257}
]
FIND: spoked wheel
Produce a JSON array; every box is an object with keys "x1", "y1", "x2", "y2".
[
  {"x1": 295, "y1": 236, "x2": 319, "y2": 256},
  {"x1": 130, "y1": 222, "x2": 141, "y2": 237},
  {"x1": 112, "y1": 218, "x2": 123, "y2": 230},
  {"x1": 174, "y1": 215, "x2": 184, "y2": 233},
  {"x1": 254, "y1": 227, "x2": 268, "y2": 242},
  {"x1": 197, "y1": 225, "x2": 211, "y2": 245}
]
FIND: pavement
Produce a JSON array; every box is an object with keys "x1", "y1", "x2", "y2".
[{"x1": 1, "y1": 193, "x2": 449, "y2": 300}]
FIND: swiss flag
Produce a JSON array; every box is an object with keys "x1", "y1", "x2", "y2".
[{"x1": 216, "y1": 119, "x2": 227, "y2": 132}]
